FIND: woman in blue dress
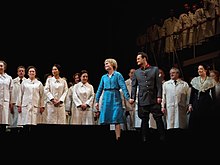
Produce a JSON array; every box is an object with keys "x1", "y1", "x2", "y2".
[{"x1": 95, "y1": 58, "x2": 133, "y2": 141}]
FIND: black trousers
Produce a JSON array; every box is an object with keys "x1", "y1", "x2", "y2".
[{"x1": 138, "y1": 104, "x2": 165, "y2": 141}]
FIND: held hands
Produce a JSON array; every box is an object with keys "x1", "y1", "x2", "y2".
[
  {"x1": 40, "y1": 107, "x2": 45, "y2": 114},
  {"x1": 129, "y1": 99, "x2": 134, "y2": 104},
  {"x1": 80, "y1": 103, "x2": 88, "y2": 111},
  {"x1": 51, "y1": 98, "x2": 63, "y2": 107},
  {"x1": 157, "y1": 98, "x2": 162, "y2": 104}
]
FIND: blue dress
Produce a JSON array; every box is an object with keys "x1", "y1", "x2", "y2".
[{"x1": 95, "y1": 71, "x2": 130, "y2": 124}]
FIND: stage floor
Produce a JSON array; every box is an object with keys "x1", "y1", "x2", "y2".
[
  {"x1": 1, "y1": 125, "x2": 218, "y2": 149},
  {"x1": 1, "y1": 125, "x2": 219, "y2": 161}
]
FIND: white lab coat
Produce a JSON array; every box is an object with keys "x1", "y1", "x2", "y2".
[
  {"x1": 72, "y1": 81, "x2": 95, "y2": 125},
  {"x1": 44, "y1": 77, "x2": 68, "y2": 124},
  {"x1": 16, "y1": 78, "x2": 44, "y2": 125},
  {"x1": 0, "y1": 73, "x2": 13, "y2": 125},
  {"x1": 161, "y1": 79, "x2": 190, "y2": 129}
]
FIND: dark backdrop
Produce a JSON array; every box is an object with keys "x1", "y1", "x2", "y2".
[{"x1": 1, "y1": 1, "x2": 187, "y2": 90}]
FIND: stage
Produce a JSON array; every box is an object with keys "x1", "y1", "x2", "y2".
[
  {"x1": 1, "y1": 125, "x2": 218, "y2": 150},
  {"x1": 1, "y1": 124, "x2": 219, "y2": 161}
]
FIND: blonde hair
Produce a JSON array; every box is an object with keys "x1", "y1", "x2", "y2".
[{"x1": 104, "y1": 58, "x2": 118, "y2": 70}]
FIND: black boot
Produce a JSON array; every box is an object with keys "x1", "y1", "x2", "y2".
[
  {"x1": 141, "y1": 119, "x2": 151, "y2": 143},
  {"x1": 155, "y1": 117, "x2": 166, "y2": 142}
]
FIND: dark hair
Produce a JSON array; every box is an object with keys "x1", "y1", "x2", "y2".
[
  {"x1": 200, "y1": 63, "x2": 210, "y2": 70},
  {"x1": 73, "y1": 72, "x2": 80, "y2": 79},
  {"x1": 27, "y1": 65, "x2": 37, "y2": 73},
  {"x1": 80, "y1": 70, "x2": 88, "y2": 77},
  {"x1": 199, "y1": 63, "x2": 210, "y2": 75},
  {"x1": 17, "y1": 65, "x2": 25, "y2": 71},
  {"x1": 137, "y1": 51, "x2": 148, "y2": 61},
  {"x1": 53, "y1": 64, "x2": 62, "y2": 71}
]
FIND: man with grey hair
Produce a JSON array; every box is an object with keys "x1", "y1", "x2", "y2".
[{"x1": 161, "y1": 67, "x2": 190, "y2": 141}]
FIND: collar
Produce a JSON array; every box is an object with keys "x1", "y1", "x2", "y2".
[
  {"x1": 140, "y1": 64, "x2": 150, "y2": 70},
  {"x1": 0, "y1": 73, "x2": 7, "y2": 78},
  {"x1": 79, "y1": 81, "x2": 89, "y2": 87}
]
